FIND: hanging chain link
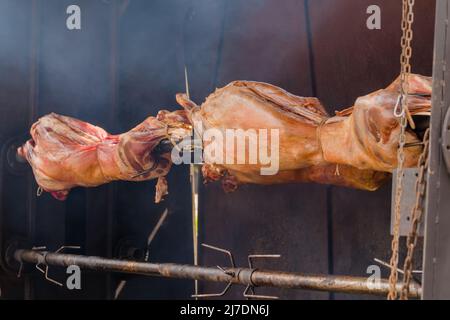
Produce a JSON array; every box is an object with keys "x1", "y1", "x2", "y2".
[
  {"x1": 387, "y1": 0, "x2": 415, "y2": 300},
  {"x1": 400, "y1": 128, "x2": 430, "y2": 300}
]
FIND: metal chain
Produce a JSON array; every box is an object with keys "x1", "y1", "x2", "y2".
[
  {"x1": 387, "y1": 0, "x2": 415, "y2": 300},
  {"x1": 400, "y1": 128, "x2": 430, "y2": 300}
]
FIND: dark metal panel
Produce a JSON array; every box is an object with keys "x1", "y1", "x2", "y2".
[
  {"x1": 308, "y1": 0, "x2": 434, "y2": 110},
  {"x1": 423, "y1": 0, "x2": 450, "y2": 300},
  {"x1": 115, "y1": 0, "x2": 195, "y2": 299},
  {"x1": 30, "y1": 0, "x2": 118, "y2": 299},
  {"x1": 182, "y1": 0, "x2": 229, "y2": 102},
  {"x1": 0, "y1": 0, "x2": 33, "y2": 300},
  {"x1": 214, "y1": 0, "x2": 315, "y2": 95},
  {"x1": 200, "y1": 0, "x2": 329, "y2": 300},
  {"x1": 307, "y1": 0, "x2": 435, "y2": 299}
]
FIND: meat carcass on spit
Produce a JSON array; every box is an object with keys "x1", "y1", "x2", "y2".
[
  {"x1": 176, "y1": 74, "x2": 431, "y2": 192},
  {"x1": 19, "y1": 74, "x2": 431, "y2": 200},
  {"x1": 18, "y1": 111, "x2": 191, "y2": 202}
]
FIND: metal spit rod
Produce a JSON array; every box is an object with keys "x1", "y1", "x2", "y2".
[{"x1": 14, "y1": 249, "x2": 421, "y2": 298}]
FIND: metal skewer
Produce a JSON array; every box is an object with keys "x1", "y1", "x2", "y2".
[
  {"x1": 114, "y1": 208, "x2": 169, "y2": 299},
  {"x1": 185, "y1": 66, "x2": 200, "y2": 299},
  {"x1": 13, "y1": 247, "x2": 421, "y2": 298}
]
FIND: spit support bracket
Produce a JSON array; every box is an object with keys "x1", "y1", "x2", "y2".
[
  {"x1": 192, "y1": 243, "x2": 281, "y2": 300},
  {"x1": 442, "y1": 106, "x2": 450, "y2": 174}
]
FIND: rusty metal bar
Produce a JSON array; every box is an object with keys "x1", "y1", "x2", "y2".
[{"x1": 14, "y1": 249, "x2": 421, "y2": 298}]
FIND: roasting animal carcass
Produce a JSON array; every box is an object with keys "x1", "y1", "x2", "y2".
[
  {"x1": 18, "y1": 111, "x2": 191, "y2": 202},
  {"x1": 176, "y1": 74, "x2": 431, "y2": 192},
  {"x1": 19, "y1": 74, "x2": 431, "y2": 200}
]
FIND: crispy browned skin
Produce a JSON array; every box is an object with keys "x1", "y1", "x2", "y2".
[
  {"x1": 18, "y1": 111, "x2": 191, "y2": 202},
  {"x1": 177, "y1": 74, "x2": 431, "y2": 192}
]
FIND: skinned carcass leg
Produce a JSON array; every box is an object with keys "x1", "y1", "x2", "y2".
[
  {"x1": 18, "y1": 111, "x2": 191, "y2": 202},
  {"x1": 320, "y1": 74, "x2": 432, "y2": 172}
]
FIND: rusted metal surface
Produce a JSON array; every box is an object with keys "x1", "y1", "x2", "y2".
[
  {"x1": 423, "y1": 0, "x2": 450, "y2": 299},
  {"x1": 251, "y1": 271, "x2": 420, "y2": 297},
  {"x1": 14, "y1": 249, "x2": 421, "y2": 298}
]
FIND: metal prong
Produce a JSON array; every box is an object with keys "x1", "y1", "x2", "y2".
[
  {"x1": 17, "y1": 262, "x2": 24, "y2": 278},
  {"x1": 114, "y1": 280, "x2": 127, "y2": 300},
  {"x1": 243, "y1": 285, "x2": 279, "y2": 300},
  {"x1": 115, "y1": 209, "x2": 169, "y2": 299},
  {"x1": 216, "y1": 265, "x2": 235, "y2": 277},
  {"x1": 374, "y1": 258, "x2": 405, "y2": 274},
  {"x1": 408, "y1": 93, "x2": 431, "y2": 98},
  {"x1": 55, "y1": 246, "x2": 81, "y2": 254},
  {"x1": 374, "y1": 258, "x2": 422, "y2": 282},
  {"x1": 246, "y1": 254, "x2": 281, "y2": 300},
  {"x1": 201, "y1": 244, "x2": 236, "y2": 268},
  {"x1": 145, "y1": 208, "x2": 169, "y2": 262},
  {"x1": 35, "y1": 262, "x2": 63, "y2": 287},
  {"x1": 35, "y1": 263, "x2": 45, "y2": 274},
  {"x1": 193, "y1": 244, "x2": 237, "y2": 299},
  {"x1": 130, "y1": 161, "x2": 159, "y2": 179},
  {"x1": 191, "y1": 281, "x2": 232, "y2": 299},
  {"x1": 248, "y1": 254, "x2": 281, "y2": 269},
  {"x1": 44, "y1": 265, "x2": 63, "y2": 287},
  {"x1": 404, "y1": 142, "x2": 424, "y2": 148},
  {"x1": 33, "y1": 245, "x2": 79, "y2": 287}
]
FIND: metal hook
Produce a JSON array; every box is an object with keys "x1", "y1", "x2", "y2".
[
  {"x1": 394, "y1": 95, "x2": 405, "y2": 118},
  {"x1": 130, "y1": 159, "x2": 160, "y2": 179},
  {"x1": 191, "y1": 244, "x2": 236, "y2": 299},
  {"x1": 201, "y1": 243, "x2": 236, "y2": 268},
  {"x1": 248, "y1": 254, "x2": 282, "y2": 269},
  {"x1": 374, "y1": 258, "x2": 422, "y2": 284},
  {"x1": 36, "y1": 261, "x2": 63, "y2": 287},
  {"x1": 55, "y1": 245, "x2": 81, "y2": 254},
  {"x1": 17, "y1": 262, "x2": 24, "y2": 278},
  {"x1": 16, "y1": 245, "x2": 46, "y2": 278},
  {"x1": 145, "y1": 208, "x2": 169, "y2": 262},
  {"x1": 192, "y1": 245, "x2": 281, "y2": 299},
  {"x1": 243, "y1": 284, "x2": 279, "y2": 300},
  {"x1": 33, "y1": 245, "x2": 80, "y2": 287},
  {"x1": 115, "y1": 210, "x2": 169, "y2": 300},
  {"x1": 245, "y1": 254, "x2": 281, "y2": 300},
  {"x1": 374, "y1": 258, "x2": 422, "y2": 274},
  {"x1": 404, "y1": 142, "x2": 424, "y2": 148},
  {"x1": 192, "y1": 282, "x2": 233, "y2": 299}
]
